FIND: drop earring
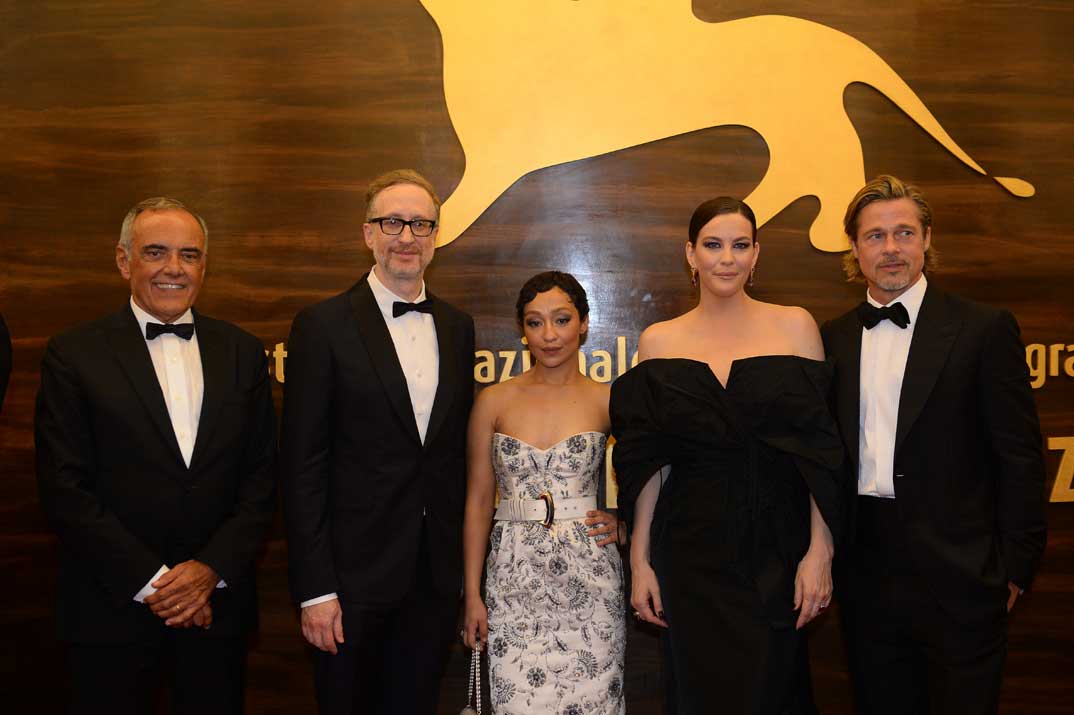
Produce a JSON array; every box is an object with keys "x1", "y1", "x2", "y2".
[
  {"x1": 691, "y1": 267, "x2": 698, "y2": 287},
  {"x1": 749, "y1": 266, "x2": 755, "y2": 287}
]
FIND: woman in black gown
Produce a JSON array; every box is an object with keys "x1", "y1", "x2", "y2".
[{"x1": 610, "y1": 198, "x2": 845, "y2": 714}]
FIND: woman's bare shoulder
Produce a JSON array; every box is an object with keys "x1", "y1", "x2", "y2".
[
  {"x1": 473, "y1": 376, "x2": 521, "y2": 413},
  {"x1": 755, "y1": 302, "x2": 822, "y2": 357},
  {"x1": 639, "y1": 313, "x2": 693, "y2": 359}
]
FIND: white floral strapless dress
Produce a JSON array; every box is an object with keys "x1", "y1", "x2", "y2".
[{"x1": 485, "y1": 431, "x2": 626, "y2": 715}]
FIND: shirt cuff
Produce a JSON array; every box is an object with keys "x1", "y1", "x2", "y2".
[
  {"x1": 133, "y1": 564, "x2": 170, "y2": 602},
  {"x1": 132, "y1": 565, "x2": 226, "y2": 602},
  {"x1": 301, "y1": 593, "x2": 339, "y2": 608}
]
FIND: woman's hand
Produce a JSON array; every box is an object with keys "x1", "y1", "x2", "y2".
[
  {"x1": 794, "y1": 545, "x2": 833, "y2": 629},
  {"x1": 462, "y1": 595, "x2": 489, "y2": 650},
  {"x1": 630, "y1": 559, "x2": 669, "y2": 628},
  {"x1": 586, "y1": 510, "x2": 620, "y2": 547}
]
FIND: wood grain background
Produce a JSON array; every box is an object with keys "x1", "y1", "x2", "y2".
[{"x1": 2, "y1": 1, "x2": 1072, "y2": 712}]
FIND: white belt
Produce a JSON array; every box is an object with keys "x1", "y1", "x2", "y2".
[{"x1": 494, "y1": 494, "x2": 597, "y2": 527}]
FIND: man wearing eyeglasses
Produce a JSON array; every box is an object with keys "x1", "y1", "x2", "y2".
[
  {"x1": 282, "y1": 169, "x2": 476, "y2": 714},
  {"x1": 35, "y1": 197, "x2": 277, "y2": 714}
]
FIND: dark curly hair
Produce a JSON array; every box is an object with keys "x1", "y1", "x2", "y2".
[{"x1": 515, "y1": 271, "x2": 590, "y2": 326}]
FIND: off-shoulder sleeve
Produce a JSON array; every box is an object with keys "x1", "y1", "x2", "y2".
[
  {"x1": 754, "y1": 359, "x2": 847, "y2": 546},
  {"x1": 610, "y1": 366, "x2": 670, "y2": 526}
]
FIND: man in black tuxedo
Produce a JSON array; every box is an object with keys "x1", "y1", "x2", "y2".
[
  {"x1": 821, "y1": 176, "x2": 1047, "y2": 715},
  {"x1": 35, "y1": 197, "x2": 277, "y2": 714},
  {"x1": 282, "y1": 169, "x2": 475, "y2": 714}
]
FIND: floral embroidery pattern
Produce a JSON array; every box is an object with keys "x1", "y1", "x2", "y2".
[{"x1": 486, "y1": 432, "x2": 625, "y2": 715}]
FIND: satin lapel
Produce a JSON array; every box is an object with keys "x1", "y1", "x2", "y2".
[
  {"x1": 188, "y1": 311, "x2": 228, "y2": 470},
  {"x1": 106, "y1": 306, "x2": 185, "y2": 467},
  {"x1": 831, "y1": 313, "x2": 863, "y2": 476},
  {"x1": 349, "y1": 277, "x2": 422, "y2": 445},
  {"x1": 423, "y1": 295, "x2": 457, "y2": 451},
  {"x1": 895, "y1": 286, "x2": 960, "y2": 456}
]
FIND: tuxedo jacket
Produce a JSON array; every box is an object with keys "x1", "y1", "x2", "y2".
[
  {"x1": 34, "y1": 306, "x2": 277, "y2": 643},
  {"x1": 281, "y1": 274, "x2": 475, "y2": 607},
  {"x1": 821, "y1": 284, "x2": 1047, "y2": 621}
]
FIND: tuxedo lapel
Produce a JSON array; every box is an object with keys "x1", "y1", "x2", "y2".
[
  {"x1": 831, "y1": 313, "x2": 863, "y2": 476},
  {"x1": 349, "y1": 277, "x2": 422, "y2": 445},
  {"x1": 423, "y1": 295, "x2": 457, "y2": 450},
  {"x1": 189, "y1": 311, "x2": 227, "y2": 470},
  {"x1": 106, "y1": 306, "x2": 185, "y2": 467},
  {"x1": 895, "y1": 286, "x2": 960, "y2": 456}
]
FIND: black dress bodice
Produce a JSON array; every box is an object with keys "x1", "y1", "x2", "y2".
[{"x1": 611, "y1": 356, "x2": 846, "y2": 627}]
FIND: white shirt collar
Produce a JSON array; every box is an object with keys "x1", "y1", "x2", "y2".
[
  {"x1": 866, "y1": 274, "x2": 927, "y2": 327},
  {"x1": 130, "y1": 296, "x2": 194, "y2": 336},
  {"x1": 367, "y1": 267, "x2": 428, "y2": 319}
]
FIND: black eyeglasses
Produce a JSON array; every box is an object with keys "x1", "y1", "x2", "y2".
[{"x1": 368, "y1": 217, "x2": 438, "y2": 237}]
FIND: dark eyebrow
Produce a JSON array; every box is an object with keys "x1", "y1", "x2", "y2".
[{"x1": 700, "y1": 234, "x2": 751, "y2": 242}]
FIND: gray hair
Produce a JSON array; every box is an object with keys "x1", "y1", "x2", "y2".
[{"x1": 118, "y1": 197, "x2": 209, "y2": 253}]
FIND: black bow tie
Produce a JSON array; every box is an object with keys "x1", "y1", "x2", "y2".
[
  {"x1": 857, "y1": 301, "x2": 910, "y2": 330},
  {"x1": 392, "y1": 299, "x2": 434, "y2": 318},
  {"x1": 145, "y1": 322, "x2": 195, "y2": 340}
]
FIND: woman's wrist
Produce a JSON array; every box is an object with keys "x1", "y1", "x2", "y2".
[{"x1": 805, "y1": 540, "x2": 834, "y2": 562}]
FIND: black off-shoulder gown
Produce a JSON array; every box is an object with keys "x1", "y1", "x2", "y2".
[{"x1": 610, "y1": 357, "x2": 845, "y2": 715}]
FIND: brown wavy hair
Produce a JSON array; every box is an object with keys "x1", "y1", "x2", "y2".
[{"x1": 841, "y1": 175, "x2": 939, "y2": 282}]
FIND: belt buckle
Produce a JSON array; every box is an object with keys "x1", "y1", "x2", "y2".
[{"x1": 538, "y1": 491, "x2": 555, "y2": 529}]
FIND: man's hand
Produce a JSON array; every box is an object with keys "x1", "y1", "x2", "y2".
[
  {"x1": 144, "y1": 560, "x2": 219, "y2": 627},
  {"x1": 1007, "y1": 581, "x2": 1022, "y2": 612},
  {"x1": 178, "y1": 603, "x2": 214, "y2": 630},
  {"x1": 302, "y1": 599, "x2": 345, "y2": 655}
]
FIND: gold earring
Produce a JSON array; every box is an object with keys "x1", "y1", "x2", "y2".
[
  {"x1": 749, "y1": 266, "x2": 755, "y2": 287},
  {"x1": 691, "y1": 267, "x2": 698, "y2": 286}
]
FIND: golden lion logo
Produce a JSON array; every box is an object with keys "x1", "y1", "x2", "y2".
[{"x1": 421, "y1": 0, "x2": 1033, "y2": 251}]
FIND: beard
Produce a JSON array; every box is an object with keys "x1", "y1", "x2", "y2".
[
  {"x1": 874, "y1": 273, "x2": 912, "y2": 292},
  {"x1": 868, "y1": 258, "x2": 920, "y2": 294},
  {"x1": 374, "y1": 245, "x2": 430, "y2": 282}
]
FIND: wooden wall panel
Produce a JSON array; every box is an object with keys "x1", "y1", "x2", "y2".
[{"x1": 2, "y1": 1, "x2": 1071, "y2": 712}]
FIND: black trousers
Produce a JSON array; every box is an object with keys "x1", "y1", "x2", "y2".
[
  {"x1": 67, "y1": 629, "x2": 246, "y2": 715},
  {"x1": 313, "y1": 535, "x2": 459, "y2": 715},
  {"x1": 840, "y1": 496, "x2": 1007, "y2": 715}
]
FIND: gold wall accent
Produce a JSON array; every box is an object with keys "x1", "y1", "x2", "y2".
[{"x1": 423, "y1": 0, "x2": 1034, "y2": 251}]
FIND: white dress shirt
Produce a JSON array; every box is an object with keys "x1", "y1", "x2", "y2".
[
  {"x1": 367, "y1": 267, "x2": 440, "y2": 443},
  {"x1": 300, "y1": 267, "x2": 441, "y2": 609},
  {"x1": 857, "y1": 275, "x2": 928, "y2": 498},
  {"x1": 128, "y1": 298, "x2": 223, "y2": 601}
]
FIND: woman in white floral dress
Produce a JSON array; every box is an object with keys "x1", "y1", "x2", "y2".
[{"x1": 462, "y1": 272, "x2": 626, "y2": 715}]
